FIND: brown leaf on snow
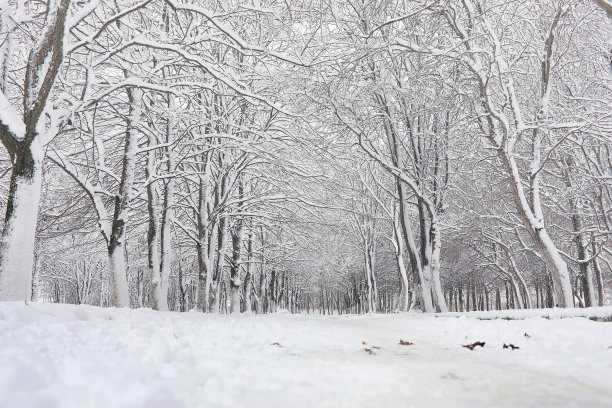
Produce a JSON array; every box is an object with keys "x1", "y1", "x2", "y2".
[
  {"x1": 399, "y1": 340, "x2": 414, "y2": 346},
  {"x1": 503, "y1": 343, "x2": 519, "y2": 350},
  {"x1": 363, "y1": 348, "x2": 375, "y2": 355},
  {"x1": 463, "y1": 341, "x2": 485, "y2": 350}
]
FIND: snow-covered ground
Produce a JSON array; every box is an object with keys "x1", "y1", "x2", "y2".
[{"x1": 1, "y1": 302, "x2": 612, "y2": 408}]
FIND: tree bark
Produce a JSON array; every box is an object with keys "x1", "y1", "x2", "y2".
[{"x1": 0, "y1": 143, "x2": 43, "y2": 300}]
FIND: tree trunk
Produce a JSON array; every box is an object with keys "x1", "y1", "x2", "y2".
[
  {"x1": 106, "y1": 86, "x2": 141, "y2": 307},
  {"x1": 243, "y1": 229, "x2": 253, "y2": 313},
  {"x1": 196, "y1": 154, "x2": 214, "y2": 312},
  {"x1": 211, "y1": 217, "x2": 229, "y2": 313},
  {"x1": 592, "y1": 236, "x2": 605, "y2": 306},
  {"x1": 0, "y1": 0, "x2": 71, "y2": 300},
  {"x1": 146, "y1": 145, "x2": 160, "y2": 310},
  {"x1": 0, "y1": 142, "x2": 43, "y2": 300},
  {"x1": 229, "y1": 177, "x2": 245, "y2": 313},
  {"x1": 108, "y1": 244, "x2": 129, "y2": 307},
  {"x1": 229, "y1": 223, "x2": 244, "y2": 313},
  {"x1": 428, "y1": 217, "x2": 449, "y2": 312},
  {"x1": 566, "y1": 169, "x2": 595, "y2": 307},
  {"x1": 156, "y1": 94, "x2": 177, "y2": 312},
  {"x1": 501, "y1": 152, "x2": 573, "y2": 307}
]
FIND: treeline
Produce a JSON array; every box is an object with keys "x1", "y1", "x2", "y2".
[{"x1": 0, "y1": 0, "x2": 610, "y2": 313}]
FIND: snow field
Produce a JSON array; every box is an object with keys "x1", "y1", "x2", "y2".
[{"x1": 1, "y1": 302, "x2": 612, "y2": 407}]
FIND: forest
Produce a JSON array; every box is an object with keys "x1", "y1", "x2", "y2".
[{"x1": 0, "y1": 0, "x2": 611, "y2": 315}]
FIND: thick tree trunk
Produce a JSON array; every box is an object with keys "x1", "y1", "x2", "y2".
[
  {"x1": 0, "y1": 142, "x2": 43, "y2": 300},
  {"x1": 108, "y1": 244, "x2": 129, "y2": 307}
]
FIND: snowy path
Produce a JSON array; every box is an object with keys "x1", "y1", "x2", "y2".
[{"x1": 1, "y1": 303, "x2": 612, "y2": 407}]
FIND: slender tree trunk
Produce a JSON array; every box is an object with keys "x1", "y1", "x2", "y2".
[
  {"x1": 212, "y1": 216, "x2": 228, "y2": 313},
  {"x1": 592, "y1": 236, "x2": 605, "y2": 306},
  {"x1": 229, "y1": 178, "x2": 245, "y2": 313},
  {"x1": 229, "y1": 224, "x2": 244, "y2": 313},
  {"x1": 157, "y1": 115, "x2": 176, "y2": 311},
  {"x1": 146, "y1": 144, "x2": 160, "y2": 310},
  {"x1": 243, "y1": 229, "x2": 253, "y2": 313},
  {"x1": 393, "y1": 212, "x2": 410, "y2": 312},
  {"x1": 196, "y1": 155, "x2": 214, "y2": 312}
]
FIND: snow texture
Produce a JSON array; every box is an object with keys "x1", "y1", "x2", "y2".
[
  {"x1": 1, "y1": 302, "x2": 612, "y2": 407},
  {"x1": 0, "y1": 91, "x2": 25, "y2": 139}
]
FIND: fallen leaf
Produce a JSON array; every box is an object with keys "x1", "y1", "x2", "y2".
[
  {"x1": 503, "y1": 343, "x2": 519, "y2": 350},
  {"x1": 463, "y1": 341, "x2": 485, "y2": 350},
  {"x1": 399, "y1": 340, "x2": 414, "y2": 346}
]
